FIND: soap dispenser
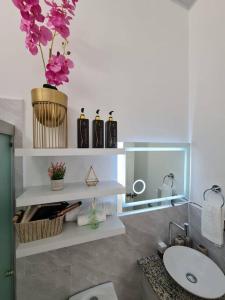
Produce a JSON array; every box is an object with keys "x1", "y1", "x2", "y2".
[
  {"x1": 77, "y1": 108, "x2": 89, "y2": 148},
  {"x1": 105, "y1": 111, "x2": 117, "y2": 148},
  {"x1": 92, "y1": 109, "x2": 104, "y2": 148}
]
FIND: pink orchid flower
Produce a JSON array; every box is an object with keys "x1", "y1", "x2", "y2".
[
  {"x1": 46, "y1": 7, "x2": 72, "y2": 39},
  {"x1": 13, "y1": 0, "x2": 78, "y2": 86},
  {"x1": 46, "y1": 54, "x2": 74, "y2": 86},
  {"x1": 39, "y1": 26, "x2": 53, "y2": 46}
]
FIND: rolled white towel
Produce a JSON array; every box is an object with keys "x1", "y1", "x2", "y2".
[
  {"x1": 65, "y1": 206, "x2": 81, "y2": 222},
  {"x1": 77, "y1": 211, "x2": 106, "y2": 226}
]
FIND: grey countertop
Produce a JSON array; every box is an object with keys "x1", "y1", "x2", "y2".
[{"x1": 138, "y1": 255, "x2": 225, "y2": 300}]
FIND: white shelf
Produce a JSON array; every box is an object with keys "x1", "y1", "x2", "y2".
[
  {"x1": 15, "y1": 148, "x2": 125, "y2": 157},
  {"x1": 16, "y1": 216, "x2": 125, "y2": 258},
  {"x1": 16, "y1": 181, "x2": 125, "y2": 207}
]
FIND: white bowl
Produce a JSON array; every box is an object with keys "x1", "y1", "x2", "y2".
[{"x1": 163, "y1": 246, "x2": 225, "y2": 299}]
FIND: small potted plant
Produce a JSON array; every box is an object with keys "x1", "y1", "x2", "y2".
[{"x1": 48, "y1": 162, "x2": 66, "y2": 191}]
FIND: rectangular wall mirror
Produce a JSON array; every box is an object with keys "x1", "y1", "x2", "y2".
[{"x1": 117, "y1": 143, "x2": 190, "y2": 214}]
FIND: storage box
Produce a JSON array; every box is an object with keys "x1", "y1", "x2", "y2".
[{"x1": 14, "y1": 215, "x2": 64, "y2": 243}]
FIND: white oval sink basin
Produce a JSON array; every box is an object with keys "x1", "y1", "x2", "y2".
[{"x1": 163, "y1": 246, "x2": 225, "y2": 299}]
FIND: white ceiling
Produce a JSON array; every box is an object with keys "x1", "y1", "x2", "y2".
[{"x1": 171, "y1": 0, "x2": 197, "y2": 9}]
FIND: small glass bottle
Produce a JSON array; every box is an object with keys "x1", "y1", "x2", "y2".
[{"x1": 88, "y1": 198, "x2": 100, "y2": 229}]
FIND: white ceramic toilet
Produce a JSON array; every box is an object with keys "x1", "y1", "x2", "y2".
[{"x1": 69, "y1": 282, "x2": 118, "y2": 300}]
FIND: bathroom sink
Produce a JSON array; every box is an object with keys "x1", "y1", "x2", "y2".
[{"x1": 163, "y1": 246, "x2": 225, "y2": 299}]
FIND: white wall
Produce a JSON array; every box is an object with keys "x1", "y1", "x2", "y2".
[
  {"x1": 0, "y1": 0, "x2": 189, "y2": 148},
  {"x1": 189, "y1": 0, "x2": 225, "y2": 204}
]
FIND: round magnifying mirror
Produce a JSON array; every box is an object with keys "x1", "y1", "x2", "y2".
[{"x1": 133, "y1": 179, "x2": 146, "y2": 195}]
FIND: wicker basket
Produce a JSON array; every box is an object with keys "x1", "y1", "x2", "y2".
[{"x1": 14, "y1": 215, "x2": 64, "y2": 243}]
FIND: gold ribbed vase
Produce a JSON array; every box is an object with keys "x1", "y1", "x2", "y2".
[{"x1": 32, "y1": 87, "x2": 68, "y2": 148}]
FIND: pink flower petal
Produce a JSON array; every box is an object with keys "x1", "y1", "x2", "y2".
[
  {"x1": 67, "y1": 58, "x2": 74, "y2": 68},
  {"x1": 39, "y1": 25, "x2": 52, "y2": 46}
]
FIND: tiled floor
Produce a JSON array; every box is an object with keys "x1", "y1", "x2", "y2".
[{"x1": 17, "y1": 205, "x2": 188, "y2": 300}]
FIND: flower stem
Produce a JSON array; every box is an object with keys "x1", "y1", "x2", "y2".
[
  {"x1": 39, "y1": 43, "x2": 46, "y2": 73},
  {"x1": 62, "y1": 39, "x2": 68, "y2": 55},
  {"x1": 49, "y1": 31, "x2": 56, "y2": 58}
]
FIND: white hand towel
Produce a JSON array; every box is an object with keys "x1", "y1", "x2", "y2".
[
  {"x1": 201, "y1": 191, "x2": 224, "y2": 246},
  {"x1": 160, "y1": 183, "x2": 173, "y2": 198}
]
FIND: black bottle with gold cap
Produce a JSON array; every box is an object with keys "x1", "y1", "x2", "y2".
[
  {"x1": 77, "y1": 108, "x2": 89, "y2": 148},
  {"x1": 105, "y1": 111, "x2": 117, "y2": 148},
  {"x1": 92, "y1": 109, "x2": 104, "y2": 148}
]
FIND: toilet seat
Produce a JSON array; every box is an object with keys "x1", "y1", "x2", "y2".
[{"x1": 69, "y1": 282, "x2": 118, "y2": 300}]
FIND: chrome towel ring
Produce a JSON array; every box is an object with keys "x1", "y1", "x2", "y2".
[{"x1": 203, "y1": 185, "x2": 225, "y2": 208}]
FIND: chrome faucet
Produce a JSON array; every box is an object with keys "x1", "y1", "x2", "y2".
[{"x1": 169, "y1": 221, "x2": 189, "y2": 246}]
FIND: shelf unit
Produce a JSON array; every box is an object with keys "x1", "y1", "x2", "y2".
[
  {"x1": 15, "y1": 148, "x2": 125, "y2": 157},
  {"x1": 15, "y1": 147, "x2": 126, "y2": 256},
  {"x1": 16, "y1": 216, "x2": 125, "y2": 258},
  {"x1": 16, "y1": 181, "x2": 125, "y2": 207}
]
